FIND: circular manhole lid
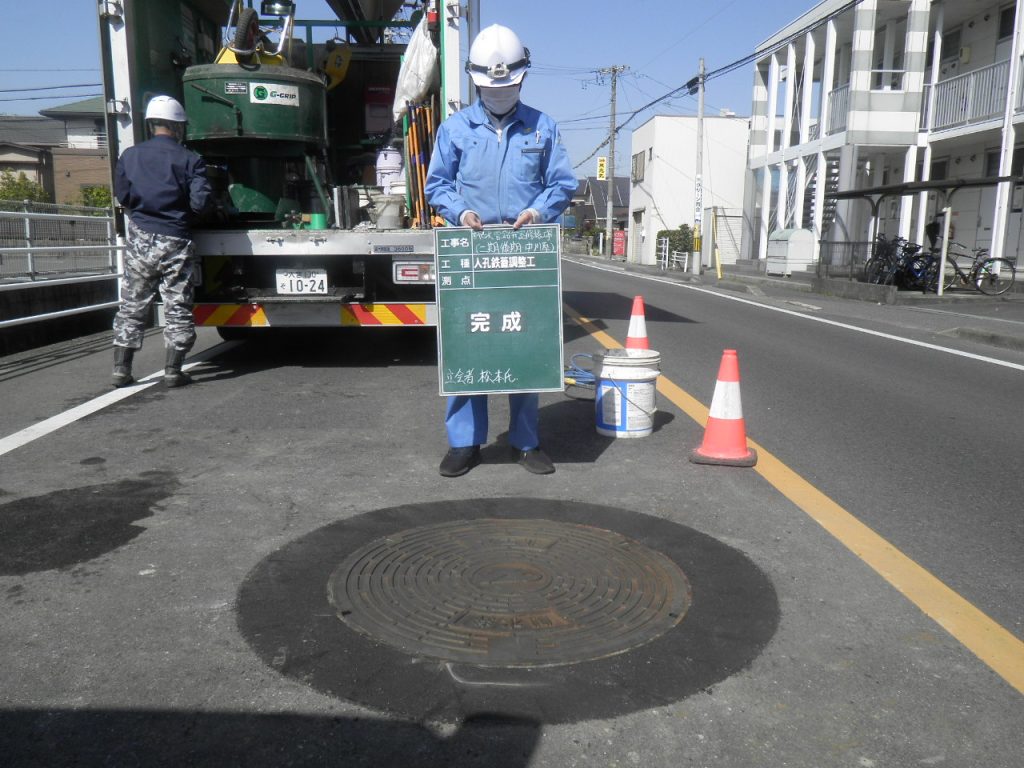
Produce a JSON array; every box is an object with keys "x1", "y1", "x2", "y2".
[
  {"x1": 328, "y1": 518, "x2": 691, "y2": 667},
  {"x1": 237, "y1": 498, "x2": 779, "y2": 723}
]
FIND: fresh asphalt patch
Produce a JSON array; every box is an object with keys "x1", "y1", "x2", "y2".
[
  {"x1": 0, "y1": 470, "x2": 180, "y2": 577},
  {"x1": 236, "y1": 497, "x2": 779, "y2": 724}
]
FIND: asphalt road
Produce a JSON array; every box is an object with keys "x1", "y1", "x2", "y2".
[{"x1": 1, "y1": 260, "x2": 1022, "y2": 767}]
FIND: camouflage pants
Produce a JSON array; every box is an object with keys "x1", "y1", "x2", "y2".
[{"x1": 113, "y1": 219, "x2": 196, "y2": 352}]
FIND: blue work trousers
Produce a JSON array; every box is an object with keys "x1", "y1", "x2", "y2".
[{"x1": 445, "y1": 393, "x2": 539, "y2": 450}]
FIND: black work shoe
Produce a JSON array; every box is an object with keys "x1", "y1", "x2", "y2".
[
  {"x1": 518, "y1": 447, "x2": 555, "y2": 475},
  {"x1": 439, "y1": 446, "x2": 481, "y2": 477}
]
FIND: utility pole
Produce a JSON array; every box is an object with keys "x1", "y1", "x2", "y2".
[
  {"x1": 599, "y1": 65, "x2": 628, "y2": 257},
  {"x1": 694, "y1": 57, "x2": 705, "y2": 271}
]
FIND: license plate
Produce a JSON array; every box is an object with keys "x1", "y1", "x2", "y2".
[{"x1": 276, "y1": 269, "x2": 327, "y2": 294}]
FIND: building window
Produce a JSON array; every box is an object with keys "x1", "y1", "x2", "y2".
[
  {"x1": 631, "y1": 150, "x2": 646, "y2": 184},
  {"x1": 872, "y1": 2, "x2": 910, "y2": 90},
  {"x1": 985, "y1": 146, "x2": 1024, "y2": 177},
  {"x1": 931, "y1": 157, "x2": 949, "y2": 181},
  {"x1": 999, "y1": 6, "x2": 1015, "y2": 40}
]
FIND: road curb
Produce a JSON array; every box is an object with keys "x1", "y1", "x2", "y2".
[{"x1": 941, "y1": 326, "x2": 1024, "y2": 351}]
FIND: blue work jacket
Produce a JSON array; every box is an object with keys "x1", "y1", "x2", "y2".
[
  {"x1": 425, "y1": 100, "x2": 577, "y2": 226},
  {"x1": 114, "y1": 135, "x2": 212, "y2": 239}
]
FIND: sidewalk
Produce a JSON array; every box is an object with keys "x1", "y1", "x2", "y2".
[{"x1": 569, "y1": 251, "x2": 1024, "y2": 354}]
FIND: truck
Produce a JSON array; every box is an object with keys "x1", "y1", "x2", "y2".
[{"x1": 97, "y1": 0, "x2": 480, "y2": 336}]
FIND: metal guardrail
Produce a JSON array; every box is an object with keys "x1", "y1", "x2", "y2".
[{"x1": 0, "y1": 204, "x2": 123, "y2": 329}]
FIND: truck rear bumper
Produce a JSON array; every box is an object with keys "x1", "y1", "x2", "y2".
[{"x1": 192, "y1": 302, "x2": 436, "y2": 327}]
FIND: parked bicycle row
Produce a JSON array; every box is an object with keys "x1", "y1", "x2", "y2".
[{"x1": 862, "y1": 234, "x2": 1017, "y2": 295}]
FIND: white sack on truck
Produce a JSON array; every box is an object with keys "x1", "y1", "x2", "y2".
[{"x1": 392, "y1": 15, "x2": 439, "y2": 124}]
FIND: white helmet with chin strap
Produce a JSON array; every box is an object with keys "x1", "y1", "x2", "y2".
[{"x1": 465, "y1": 24, "x2": 530, "y2": 88}]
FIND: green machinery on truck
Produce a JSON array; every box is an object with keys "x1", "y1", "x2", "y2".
[{"x1": 98, "y1": 0, "x2": 479, "y2": 333}]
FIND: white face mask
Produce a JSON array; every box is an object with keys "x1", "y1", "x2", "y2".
[{"x1": 479, "y1": 84, "x2": 521, "y2": 116}]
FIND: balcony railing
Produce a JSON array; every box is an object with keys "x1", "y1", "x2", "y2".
[
  {"x1": 827, "y1": 83, "x2": 850, "y2": 134},
  {"x1": 931, "y1": 60, "x2": 1009, "y2": 130}
]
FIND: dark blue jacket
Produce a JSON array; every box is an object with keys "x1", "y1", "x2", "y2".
[{"x1": 114, "y1": 135, "x2": 212, "y2": 239}]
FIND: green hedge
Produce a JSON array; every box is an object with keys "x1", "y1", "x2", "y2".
[{"x1": 655, "y1": 224, "x2": 693, "y2": 253}]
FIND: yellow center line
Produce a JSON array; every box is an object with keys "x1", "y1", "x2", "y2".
[{"x1": 565, "y1": 302, "x2": 1024, "y2": 695}]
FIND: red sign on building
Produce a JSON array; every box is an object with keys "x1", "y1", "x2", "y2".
[{"x1": 612, "y1": 230, "x2": 627, "y2": 257}]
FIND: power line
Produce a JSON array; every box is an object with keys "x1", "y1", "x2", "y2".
[
  {"x1": 570, "y1": 0, "x2": 865, "y2": 165},
  {"x1": 0, "y1": 83, "x2": 102, "y2": 94},
  {"x1": 0, "y1": 93, "x2": 102, "y2": 103}
]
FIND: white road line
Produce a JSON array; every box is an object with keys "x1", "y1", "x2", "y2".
[
  {"x1": 566, "y1": 258, "x2": 1024, "y2": 373},
  {"x1": 0, "y1": 343, "x2": 237, "y2": 458}
]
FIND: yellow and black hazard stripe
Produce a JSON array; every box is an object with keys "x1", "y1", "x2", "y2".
[
  {"x1": 193, "y1": 304, "x2": 269, "y2": 327},
  {"x1": 340, "y1": 304, "x2": 428, "y2": 326},
  {"x1": 193, "y1": 303, "x2": 430, "y2": 327}
]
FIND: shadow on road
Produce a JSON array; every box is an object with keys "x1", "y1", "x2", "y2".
[
  {"x1": 189, "y1": 327, "x2": 439, "y2": 384},
  {"x1": 563, "y1": 291, "x2": 698, "y2": 324},
  {"x1": 0, "y1": 709, "x2": 542, "y2": 768}
]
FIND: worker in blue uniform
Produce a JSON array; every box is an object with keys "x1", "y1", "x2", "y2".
[
  {"x1": 425, "y1": 24, "x2": 577, "y2": 477},
  {"x1": 111, "y1": 95, "x2": 211, "y2": 388}
]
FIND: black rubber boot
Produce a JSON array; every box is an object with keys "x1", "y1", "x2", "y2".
[
  {"x1": 163, "y1": 348, "x2": 193, "y2": 388},
  {"x1": 111, "y1": 346, "x2": 135, "y2": 388}
]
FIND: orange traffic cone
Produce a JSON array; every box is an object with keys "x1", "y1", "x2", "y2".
[
  {"x1": 625, "y1": 295, "x2": 649, "y2": 350},
  {"x1": 690, "y1": 349, "x2": 757, "y2": 467}
]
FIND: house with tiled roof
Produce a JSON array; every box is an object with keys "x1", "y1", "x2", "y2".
[
  {"x1": 39, "y1": 97, "x2": 110, "y2": 205},
  {"x1": 0, "y1": 116, "x2": 66, "y2": 198},
  {"x1": 0, "y1": 97, "x2": 110, "y2": 204},
  {"x1": 569, "y1": 176, "x2": 630, "y2": 232}
]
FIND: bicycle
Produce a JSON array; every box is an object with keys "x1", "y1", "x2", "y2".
[
  {"x1": 924, "y1": 244, "x2": 1017, "y2": 296},
  {"x1": 863, "y1": 234, "x2": 898, "y2": 284},
  {"x1": 865, "y1": 236, "x2": 931, "y2": 289}
]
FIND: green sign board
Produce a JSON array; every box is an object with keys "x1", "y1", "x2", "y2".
[{"x1": 435, "y1": 224, "x2": 563, "y2": 396}]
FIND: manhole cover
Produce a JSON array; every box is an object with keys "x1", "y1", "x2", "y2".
[
  {"x1": 328, "y1": 518, "x2": 691, "y2": 667},
  {"x1": 236, "y1": 498, "x2": 779, "y2": 723}
]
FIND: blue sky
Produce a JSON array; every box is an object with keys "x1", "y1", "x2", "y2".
[{"x1": 2, "y1": 0, "x2": 815, "y2": 174}]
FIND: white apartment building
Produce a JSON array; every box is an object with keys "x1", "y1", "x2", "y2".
[
  {"x1": 629, "y1": 115, "x2": 749, "y2": 266},
  {"x1": 743, "y1": 0, "x2": 1024, "y2": 264}
]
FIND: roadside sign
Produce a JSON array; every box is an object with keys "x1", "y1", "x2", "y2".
[
  {"x1": 434, "y1": 225, "x2": 564, "y2": 395},
  {"x1": 613, "y1": 229, "x2": 627, "y2": 257},
  {"x1": 597, "y1": 157, "x2": 608, "y2": 181}
]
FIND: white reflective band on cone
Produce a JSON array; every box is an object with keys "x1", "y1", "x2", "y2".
[{"x1": 708, "y1": 381, "x2": 743, "y2": 420}]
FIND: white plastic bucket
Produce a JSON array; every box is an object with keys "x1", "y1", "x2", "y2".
[
  {"x1": 594, "y1": 348, "x2": 660, "y2": 438},
  {"x1": 375, "y1": 194, "x2": 404, "y2": 228},
  {"x1": 376, "y1": 148, "x2": 404, "y2": 194}
]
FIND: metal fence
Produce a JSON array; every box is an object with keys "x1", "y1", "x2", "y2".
[
  {"x1": 0, "y1": 201, "x2": 122, "y2": 329},
  {"x1": 561, "y1": 235, "x2": 590, "y2": 256},
  {"x1": 816, "y1": 240, "x2": 871, "y2": 280}
]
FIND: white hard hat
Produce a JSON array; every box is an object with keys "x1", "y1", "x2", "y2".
[
  {"x1": 144, "y1": 95, "x2": 187, "y2": 123},
  {"x1": 465, "y1": 24, "x2": 530, "y2": 87}
]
